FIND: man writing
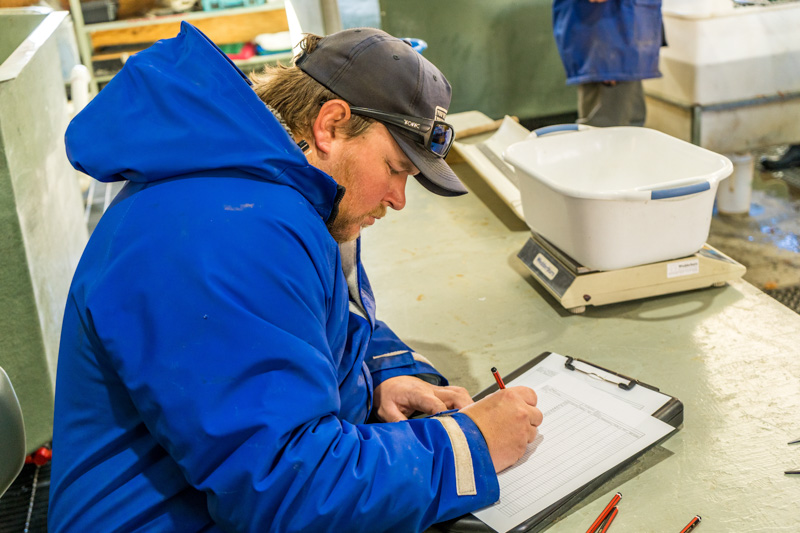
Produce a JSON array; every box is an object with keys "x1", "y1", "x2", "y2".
[{"x1": 49, "y1": 24, "x2": 542, "y2": 532}]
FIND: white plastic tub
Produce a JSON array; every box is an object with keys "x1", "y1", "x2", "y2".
[{"x1": 504, "y1": 125, "x2": 733, "y2": 271}]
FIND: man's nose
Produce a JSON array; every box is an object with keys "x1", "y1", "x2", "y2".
[{"x1": 385, "y1": 175, "x2": 408, "y2": 210}]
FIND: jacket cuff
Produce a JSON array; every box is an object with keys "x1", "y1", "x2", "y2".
[{"x1": 427, "y1": 412, "x2": 499, "y2": 521}]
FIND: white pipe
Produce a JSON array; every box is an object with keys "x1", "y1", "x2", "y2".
[
  {"x1": 71, "y1": 64, "x2": 93, "y2": 203},
  {"x1": 716, "y1": 152, "x2": 753, "y2": 215},
  {"x1": 69, "y1": 64, "x2": 91, "y2": 117}
]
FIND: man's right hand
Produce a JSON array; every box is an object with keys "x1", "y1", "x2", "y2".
[{"x1": 460, "y1": 387, "x2": 543, "y2": 473}]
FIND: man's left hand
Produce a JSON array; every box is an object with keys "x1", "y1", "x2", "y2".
[{"x1": 373, "y1": 376, "x2": 473, "y2": 422}]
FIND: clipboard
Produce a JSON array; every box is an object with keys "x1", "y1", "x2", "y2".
[{"x1": 435, "y1": 351, "x2": 683, "y2": 533}]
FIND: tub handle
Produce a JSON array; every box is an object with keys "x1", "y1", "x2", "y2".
[
  {"x1": 531, "y1": 124, "x2": 581, "y2": 137},
  {"x1": 650, "y1": 181, "x2": 710, "y2": 200}
]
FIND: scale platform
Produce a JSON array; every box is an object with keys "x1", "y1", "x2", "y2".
[{"x1": 518, "y1": 233, "x2": 747, "y2": 313}]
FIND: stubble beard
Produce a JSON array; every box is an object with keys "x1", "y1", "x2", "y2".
[{"x1": 326, "y1": 152, "x2": 387, "y2": 243}]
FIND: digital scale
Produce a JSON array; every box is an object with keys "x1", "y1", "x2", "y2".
[
  {"x1": 518, "y1": 232, "x2": 747, "y2": 314},
  {"x1": 445, "y1": 111, "x2": 749, "y2": 314}
]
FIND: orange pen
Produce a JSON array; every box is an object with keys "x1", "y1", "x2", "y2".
[
  {"x1": 491, "y1": 367, "x2": 505, "y2": 389},
  {"x1": 679, "y1": 515, "x2": 701, "y2": 533},
  {"x1": 586, "y1": 492, "x2": 621, "y2": 533},
  {"x1": 598, "y1": 506, "x2": 618, "y2": 533}
]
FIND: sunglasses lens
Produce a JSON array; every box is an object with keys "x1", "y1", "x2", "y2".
[{"x1": 429, "y1": 123, "x2": 454, "y2": 157}]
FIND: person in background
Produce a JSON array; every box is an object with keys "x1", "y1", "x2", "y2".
[
  {"x1": 48, "y1": 24, "x2": 543, "y2": 532},
  {"x1": 761, "y1": 144, "x2": 800, "y2": 171},
  {"x1": 552, "y1": 0, "x2": 664, "y2": 127}
]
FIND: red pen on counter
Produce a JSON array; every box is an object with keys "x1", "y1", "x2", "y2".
[
  {"x1": 679, "y1": 515, "x2": 701, "y2": 533},
  {"x1": 598, "y1": 506, "x2": 618, "y2": 533},
  {"x1": 491, "y1": 367, "x2": 505, "y2": 389},
  {"x1": 586, "y1": 492, "x2": 621, "y2": 533}
]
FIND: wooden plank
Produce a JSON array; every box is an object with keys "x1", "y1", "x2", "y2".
[
  {"x1": 92, "y1": 50, "x2": 141, "y2": 61},
  {"x1": 446, "y1": 111, "x2": 495, "y2": 164},
  {"x1": 456, "y1": 116, "x2": 518, "y2": 140},
  {"x1": 90, "y1": 9, "x2": 289, "y2": 50},
  {"x1": 92, "y1": 49, "x2": 291, "y2": 67}
]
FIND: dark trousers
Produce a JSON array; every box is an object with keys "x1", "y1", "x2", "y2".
[{"x1": 577, "y1": 80, "x2": 646, "y2": 127}]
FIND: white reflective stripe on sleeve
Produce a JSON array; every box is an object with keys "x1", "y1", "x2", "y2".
[
  {"x1": 433, "y1": 416, "x2": 477, "y2": 496},
  {"x1": 411, "y1": 352, "x2": 434, "y2": 367},
  {"x1": 372, "y1": 350, "x2": 408, "y2": 359}
]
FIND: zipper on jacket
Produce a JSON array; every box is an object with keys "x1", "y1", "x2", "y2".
[{"x1": 327, "y1": 184, "x2": 346, "y2": 225}]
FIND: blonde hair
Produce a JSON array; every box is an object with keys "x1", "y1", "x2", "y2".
[{"x1": 249, "y1": 34, "x2": 374, "y2": 141}]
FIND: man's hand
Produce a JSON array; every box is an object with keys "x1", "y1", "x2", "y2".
[
  {"x1": 373, "y1": 375, "x2": 473, "y2": 422},
  {"x1": 460, "y1": 387, "x2": 543, "y2": 473}
]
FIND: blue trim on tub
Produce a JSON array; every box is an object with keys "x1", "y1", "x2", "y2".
[
  {"x1": 532, "y1": 124, "x2": 580, "y2": 137},
  {"x1": 651, "y1": 181, "x2": 710, "y2": 200}
]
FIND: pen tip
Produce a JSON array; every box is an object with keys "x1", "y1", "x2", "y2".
[{"x1": 491, "y1": 367, "x2": 497, "y2": 373}]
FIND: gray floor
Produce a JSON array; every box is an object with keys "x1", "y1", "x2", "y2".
[{"x1": 707, "y1": 145, "x2": 800, "y2": 309}]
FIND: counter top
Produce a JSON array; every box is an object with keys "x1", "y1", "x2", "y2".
[{"x1": 361, "y1": 169, "x2": 800, "y2": 532}]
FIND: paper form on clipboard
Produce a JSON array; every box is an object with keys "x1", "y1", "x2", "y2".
[{"x1": 471, "y1": 354, "x2": 674, "y2": 533}]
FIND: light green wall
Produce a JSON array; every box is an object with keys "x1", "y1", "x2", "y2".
[
  {"x1": 0, "y1": 11, "x2": 88, "y2": 453},
  {"x1": 380, "y1": 0, "x2": 576, "y2": 120},
  {"x1": 0, "y1": 14, "x2": 46, "y2": 65}
]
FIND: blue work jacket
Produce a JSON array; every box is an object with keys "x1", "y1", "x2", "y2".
[
  {"x1": 553, "y1": 0, "x2": 663, "y2": 85},
  {"x1": 49, "y1": 22, "x2": 498, "y2": 532}
]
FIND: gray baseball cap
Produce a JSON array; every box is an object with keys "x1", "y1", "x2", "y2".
[{"x1": 296, "y1": 28, "x2": 467, "y2": 197}]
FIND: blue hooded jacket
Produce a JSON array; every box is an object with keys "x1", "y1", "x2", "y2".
[
  {"x1": 553, "y1": 0, "x2": 663, "y2": 85},
  {"x1": 49, "y1": 23, "x2": 498, "y2": 532}
]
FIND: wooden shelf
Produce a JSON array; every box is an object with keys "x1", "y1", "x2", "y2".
[
  {"x1": 68, "y1": 0, "x2": 289, "y2": 91},
  {"x1": 83, "y1": 3, "x2": 285, "y2": 32},
  {"x1": 92, "y1": 49, "x2": 293, "y2": 70}
]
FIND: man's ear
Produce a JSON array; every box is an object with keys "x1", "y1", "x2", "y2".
[{"x1": 311, "y1": 99, "x2": 352, "y2": 158}]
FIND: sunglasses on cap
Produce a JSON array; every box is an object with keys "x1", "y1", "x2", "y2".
[{"x1": 348, "y1": 106, "x2": 455, "y2": 159}]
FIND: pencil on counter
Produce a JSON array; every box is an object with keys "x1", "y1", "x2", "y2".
[
  {"x1": 585, "y1": 492, "x2": 621, "y2": 533},
  {"x1": 678, "y1": 515, "x2": 701, "y2": 533},
  {"x1": 598, "y1": 506, "x2": 618, "y2": 533}
]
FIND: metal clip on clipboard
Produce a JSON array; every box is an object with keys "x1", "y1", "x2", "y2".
[{"x1": 564, "y1": 356, "x2": 660, "y2": 392}]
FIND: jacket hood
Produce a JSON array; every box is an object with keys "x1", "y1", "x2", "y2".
[{"x1": 66, "y1": 22, "x2": 339, "y2": 220}]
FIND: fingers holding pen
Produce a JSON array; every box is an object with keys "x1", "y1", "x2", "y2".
[
  {"x1": 501, "y1": 386, "x2": 544, "y2": 452},
  {"x1": 461, "y1": 385, "x2": 544, "y2": 472},
  {"x1": 490, "y1": 370, "x2": 541, "y2": 427},
  {"x1": 503, "y1": 386, "x2": 542, "y2": 423},
  {"x1": 510, "y1": 387, "x2": 544, "y2": 442},
  {"x1": 495, "y1": 386, "x2": 542, "y2": 427},
  {"x1": 514, "y1": 385, "x2": 539, "y2": 409},
  {"x1": 527, "y1": 391, "x2": 544, "y2": 428}
]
